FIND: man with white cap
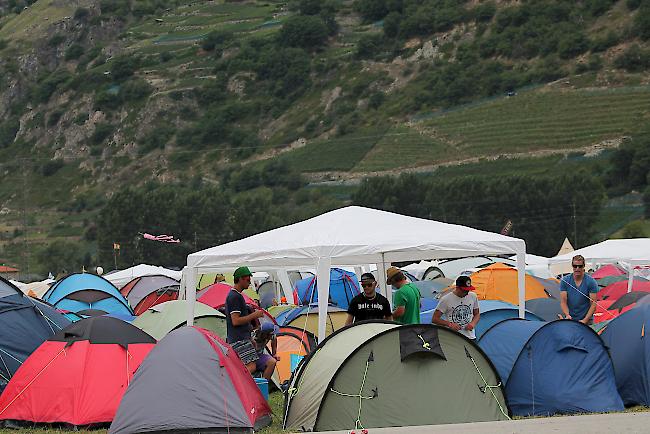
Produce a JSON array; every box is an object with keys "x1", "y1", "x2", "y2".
[{"x1": 432, "y1": 275, "x2": 480, "y2": 340}]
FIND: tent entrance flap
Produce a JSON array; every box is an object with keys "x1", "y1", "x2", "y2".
[{"x1": 399, "y1": 326, "x2": 446, "y2": 361}]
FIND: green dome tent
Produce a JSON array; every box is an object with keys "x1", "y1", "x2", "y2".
[
  {"x1": 284, "y1": 321, "x2": 510, "y2": 432},
  {"x1": 132, "y1": 300, "x2": 226, "y2": 341}
]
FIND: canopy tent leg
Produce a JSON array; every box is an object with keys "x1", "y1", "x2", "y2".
[
  {"x1": 516, "y1": 251, "x2": 526, "y2": 319},
  {"x1": 316, "y1": 257, "x2": 332, "y2": 343},
  {"x1": 183, "y1": 266, "x2": 197, "y2": 326}
]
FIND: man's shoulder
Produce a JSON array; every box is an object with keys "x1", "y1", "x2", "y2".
[
  {"x1": 375, "y1": 292, "x2": 390, "y2": 304},
  {"x1": 226, "y1": 289, "x2": 243, "y2": 303}
]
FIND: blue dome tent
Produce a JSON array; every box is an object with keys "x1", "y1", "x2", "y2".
[
  {"x1": 43, "y1": 273, "x2": 133, "y2": 316},
  {"x1": 419, "y1": 300, "x2": 542, "y2": 338},
  {"x1": 475, "y1": 300, "x2": 543, "y2": 339},
  {"x1": 293, "y1": 268, "x2": 360, "y2": 310},
  {"x1": 479, "y1": 319, "x2": 623, "y2": 416},
  {"x1": 0, "y1": 276, "x2": 70, "y2": 392},
  {"x1": 600, "y1": 304, "x2": 650, "y2": 406}
]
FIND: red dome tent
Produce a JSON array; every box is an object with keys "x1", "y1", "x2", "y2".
[
  {"x1": 598, "y1": 280, "x2": 650, "y2": 301},
  {"x1": 109, "y1": 327, "x2": 271, "y2": 434},
  {"x1": 120, "y1": 275, "x2": 180, "y2": 315},
  {"x1": 198, "y1": 282, "x2": 277, "y2": 324},
  {"x1": 591, "y1": 264, "x2": 626, "y2": 279},
  {"x1": 0, "y1": 317, "x2": 155, "y2": 428}
]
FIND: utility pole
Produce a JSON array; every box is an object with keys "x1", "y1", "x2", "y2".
[
  {"x1": 21, "y1": 158, "x2": 29, "y2": 279},
  {"x1": 572, "y1": 200, "x2": 578, "y2": 247}
]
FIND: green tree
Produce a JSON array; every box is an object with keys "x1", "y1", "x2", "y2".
[
  {"x1": 35, "y1": 240, "x2": 89, "y2": 276},
  {"x1": 620, "y1": 221, "x2": 647, "y2": 238},
  {"x1": 278, "y1": 15, "x2": 329, "y2": 50}
]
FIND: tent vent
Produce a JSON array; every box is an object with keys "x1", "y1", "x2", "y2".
[{"x1": 399, "y1": 327, "x2": 445, "y2": 361}]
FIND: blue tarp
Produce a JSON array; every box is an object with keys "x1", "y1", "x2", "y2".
[
  {"x1": 293, "y1": 268, "x2": 360, "y2": 310},
  {"x1": 44, "y1": 273, "x2": 133, "y2": 315},
  {"x1": 601, "y1": 304, "x2": 650, "y2": 406},
  {"x1": 0, "y1": 277, "x2": 70, "y2": 392},
  {"x1": 479, "y1": 319, "x2": 623, "y2": 416}
]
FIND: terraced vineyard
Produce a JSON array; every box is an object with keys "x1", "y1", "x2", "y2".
[{"x1": 346, "y1": 86, "x2": 650, "y2": 172}]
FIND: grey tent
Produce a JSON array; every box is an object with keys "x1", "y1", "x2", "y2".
[
  {"x1": 110, "y1": 327, "x2": 271, "y2": 434},
  {"x1": 525, "y1": 297, "x2": 563, "y2": 321},
  {"x1": 283, "y1": 321, "x2": 510, "y2": 431},
  {"x1": 120, "y1": 274, "x2": 180, "y2": 314}
]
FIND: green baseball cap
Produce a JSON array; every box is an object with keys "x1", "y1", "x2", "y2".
[{"x1": 233, "y1": 266, "x2": 252, "y2": 279}]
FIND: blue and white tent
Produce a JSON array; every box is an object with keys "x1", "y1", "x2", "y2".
[
  {"x1": 479, "y1": 319, "x2": 623, "y2": 416},
  {"x1": 600, "y1": 304, "x2": 650, "y2": 406},
  {"x1": 0, "y1": 277, "x2": 70, "y2": 392},
  {"x1": 293, "y1": 268, "x2": 360, "y2": 310},
  {"x1": 43, "y1": 273, "x2": 133, "y2": 315}
]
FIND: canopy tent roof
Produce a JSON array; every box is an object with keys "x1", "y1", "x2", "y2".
[
  {"x1": 549, "y1": 238, "x2": 650, "y2": 266},
  {"x1": 104, "y1": 264, "x2": 182, "y2": 289},
  {"x1": 187, "y1": 207, "x2": 526, "y2": 269},
  {"x1": 184, "y1": 206, "x2": 527, "y2": 338}
]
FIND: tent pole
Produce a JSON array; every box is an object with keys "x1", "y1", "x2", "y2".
[
  {"x1": 316, "y1": 257, "x2": 331, "y2": 343},
  {"x1": 626, "y1": 262, "x2": 634, "y2": 294},
  {"x1": 378, "y1": 253, "x2": 390, "y2": 308},
  {"x1": 184, "y1": 265, "x2": 197, "y2": 326},
  {"x1": 516, "y1": 251, "x2": 526, "y2": 319},
  {"x1": 276, "y1": 269, "x2": 294, "y2": 302}
]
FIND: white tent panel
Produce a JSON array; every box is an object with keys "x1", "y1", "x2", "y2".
[
  {"x1": 105, "y1": 264, "x2": 182, "y2": 289},
  {"x1": 184, "y1": 206, "x2": 527, "y2": 338}
]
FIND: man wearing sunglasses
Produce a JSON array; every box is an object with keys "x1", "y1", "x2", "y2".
[
  {"x1": 345, "y1": 273, "x2": 392, "y2": 325},
  {"x1": 560, "y1": 255, "x2": 598, "y2": 324}
]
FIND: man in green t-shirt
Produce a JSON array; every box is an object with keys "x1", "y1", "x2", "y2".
[{"x1": 387, "y1": 266, "x2": 420, "y2": 324}]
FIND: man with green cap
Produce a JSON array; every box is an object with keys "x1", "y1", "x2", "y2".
[{"x1": 226, "y1": 266, "x2": 264, "y2": 375}]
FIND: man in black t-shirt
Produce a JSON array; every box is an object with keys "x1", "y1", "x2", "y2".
[
  {"x1": 345, "y1": 273, "x2": 393, "y2": 325},
  {"x1": 225, "y1": 266, "x2": 264, "y2": 375}
]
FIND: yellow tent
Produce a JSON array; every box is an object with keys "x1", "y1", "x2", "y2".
[{"x1": 470, "y1": 263, "x2": 548, "y2": 305}]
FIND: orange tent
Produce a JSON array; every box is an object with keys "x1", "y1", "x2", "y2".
[{"x1": 470, "y1": 263, "x2": 549, "y2": 305}]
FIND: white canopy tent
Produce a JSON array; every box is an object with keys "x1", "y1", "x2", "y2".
[
  {"x1": 548, "y1": 238, "x2": 650, "y2": 293},
  {"x1": 182, "y1": 206, "x2": 527, "y2": 340},
  {"x1": 104, "y1": 264, "x2": 182, "y2": 289}
]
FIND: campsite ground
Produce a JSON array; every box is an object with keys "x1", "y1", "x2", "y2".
[{"x1": 0, "y1": 396, "x2": 645, "y2": 434}]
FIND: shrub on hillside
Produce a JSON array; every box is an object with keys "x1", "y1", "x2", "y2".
[
  {"x1": 32, "y1": 69, "x2": 72, "y2": 103},
  {"x1": 74, "y1": 7, "x2": 90, "y2": 21},
  {"x1": 41, "y1": 159, "x2": 65, "y2": 177},
  {"x1": 109, "y1": 56, "x2": 139, "y2": 81},
  {"x1": 632, "y1": 4, "x2": 650, "y2": 40},
  {"x1": 65, "y1": 44, "x2": 84, "y2": 61},
  {"x1": 47, "y1": 34, "x2": 66, "y2": 47},
  {"x1": 353, "y1": 0, "x2": 388, "y2": 23},
  {"x1": 614, "y1": 44, "x2": 650, "y2": 72},
  {"x1": 278, "y1": 15, "x2": 329, "y2": 50},
  {"x1": 356, "y1": 33, "x2": 385, "y2": 59},
  {"x1": 120, "y1": 78, "x2": 153, "y2": 102},
  {"x1": 0, "y1": 116, "x2": 19, "y2": 148},
  {"x1": 201, "y1": 29, "x2": 233, "y2": 51},
  {"x1": 557, "y1": 31, "x2": 589, "y2": 59},
  {"x1": 90, "y1": 123, "x2": 115, "y2": 145}
]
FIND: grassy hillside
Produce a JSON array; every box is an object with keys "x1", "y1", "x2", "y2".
[{"x1": 1, "y1": 0, "x2": 650, "y2": 275}]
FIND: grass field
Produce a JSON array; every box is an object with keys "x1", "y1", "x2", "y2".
[{"x1": 0, "y1": 0, "x2": 94, "y2": 44}]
